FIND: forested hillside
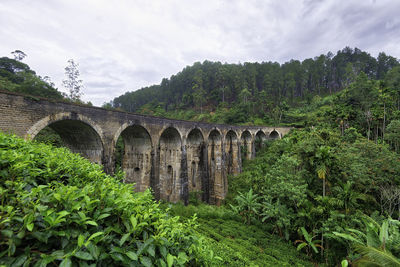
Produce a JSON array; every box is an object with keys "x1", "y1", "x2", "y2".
[
  {"x1": 110, "y1": 47, "x2": 399, "y2": 126},
  {"x1": 0, "y1": 57, "x2": 64, "y2": 100}
]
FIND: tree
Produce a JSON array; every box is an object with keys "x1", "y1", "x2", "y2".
[
  {"x1": 11, "y1": 50, "x2": 27, "y2": 61},
  {"x1": 63, "y1": 59, "x2": 83, "y2": 102},
  {"x1": 385, "y1": 120, "x2": 400, "y2": 153}
]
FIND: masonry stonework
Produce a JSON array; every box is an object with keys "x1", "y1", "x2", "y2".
[{"x1": 0, "y1": 91, "x2": 292, "y2": 204}]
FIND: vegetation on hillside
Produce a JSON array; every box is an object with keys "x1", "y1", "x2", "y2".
[
  {"x1": 0, "y1": 56, "x2": 64, "y2": 100},
  {"x1": 109, "y1": 47, "x2": 399, "y2": 127},
  {"x1": 227, "y1": 127, "x2": 400, "y2": 265}
]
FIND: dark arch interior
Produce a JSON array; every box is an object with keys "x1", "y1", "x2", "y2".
[
  {"x1": 255, "y1": 131, "x2": 267, "y2": 154},
  {"x1": 187, "y1": 128, "x2": 205, "y2": 194},
  {"x1": 226, "y1": 130, "x2": 238, "y2": 142},
  {"x1": 160, "y1": 127, "x2": 181, "y2": 145},
  {"x1": 269, "y1": 130, "x2": 280, "y2": 139},
  {"x1": 158, "y1": 127, "x2": 182, "y2": 202},
  {"x1": 117, "y1": 125, "x2": 153, "y2": 191},
  {"x1": 240, "y1": 130, "x2": 252, "y2": 160},
  {"x1": 209, "y1": 129, "x2": 222, "y2": 143},
  {"x1": 187, "y1": 128, "x2": 204, "y2": 145},
  {"x1": 208, "y1": 129, "x2": 224, "y2": 204},
  {"x1": 34, "y1": 120, "x2": 103, "y2": 165},
  {"x1": 225, "y1": 130, "x2": 238, "y2": 175}
]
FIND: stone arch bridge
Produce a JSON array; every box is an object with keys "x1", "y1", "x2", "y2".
[{"x1": 0, "y1": 91, "x2": 291, "y2": 204}]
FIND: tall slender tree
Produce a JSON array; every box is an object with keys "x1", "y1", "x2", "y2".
[{"x1": 63, "y1": 59, "x2": 83, "y2": 102}]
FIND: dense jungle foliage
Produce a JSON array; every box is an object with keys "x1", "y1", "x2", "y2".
[
  {"x1": 228, "y1": 128, "x2": 400, "y2": 265},
  {"x1": 0, "y1": 133, "x2": 216, "y2": 266}
]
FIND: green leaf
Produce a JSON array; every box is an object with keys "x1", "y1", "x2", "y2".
[
  {"x1": 88, "y1": 231, "x2": 104, "y2": 242},
  {"x1": 130, "y1": 215, "x2": 137, "y2": 229},
  {"x1": 78, "y1": 234, "x2": 85, "y2": 247},
  {"x1": 341, "y1": 259, "x2": 348, "y2": 267},
  {"x1": 26, "y1": 223, "x2": 34, "y2": 232},
  {"x1": 1, "y1": 229, "x2": 13, "y2": 238},
  {"x1": 147, "y1": 244, "x2": 155, "y2": 257},
  {"x1": 119, "y1": 233, "x2": 130, "y2": 246},
  {"x1": 126, "y1": 251, "x2": 138, "y2": 261},
  {"x1": 57, "y1": 211, "x2": 69, "y2": 218},
  {"x1": 11, "y1": 254, "x2": 27, "y2": 266},
  {"x1": 59, "y1": 258, "x2": 72, "y2": 267},
  {"x1": 309, "y1": 242, "x2": 319, "y2": 253},
  {"x1": 87, "y1": 243, "x2": 100, "y2": 260},
  {"x1": 97, "y1": 213, "x2": 110, "y2": 220},
  {"x1": 74, "y1": 251, "x2": 93, "y2": 261},
  {"x1": 297, "y1": 242, "x2": 307, "y2": 251},
  {"x1": 85, "y1": 221, "x2": 98, "y2": 226},
  {"x1": 167, "y1": 254, "x2": 174, "y2": 267},
  {"x1": 160, "y1": 246, "x2": 167, "y2": 258},
  {"x1": 110, "y1": 253, "x2": 126, "y2": 262},
  {"x1": 140, "y1": 256, "x2": 152, "y2": 267}
]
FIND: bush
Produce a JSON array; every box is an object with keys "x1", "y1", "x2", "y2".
[{"x1": 0, "y1": 132, "x2": 211, "y2": 266}]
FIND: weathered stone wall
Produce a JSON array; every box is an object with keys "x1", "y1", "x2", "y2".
[{"x1": 0, "y1": 91, "x2": 292, "y2": 203}]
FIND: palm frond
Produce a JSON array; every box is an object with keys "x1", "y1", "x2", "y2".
[{"x1": 354, "y1": 245, "x2": 400, "y2": 267}]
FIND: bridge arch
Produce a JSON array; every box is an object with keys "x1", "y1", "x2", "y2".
[
  {"x1": 255, "y1": 130, "x2": 267, "y2": 155},
  {"x1": 208, "y1": 128, "x2": 224, "y2": 204},
  {"x1": 115, "y1": 124, "x2": 153, "y2": 192},
  {"x1": 225, "y1": 129, "x2": 240, "y2": 175},
  {"x1": 26, "y1": 112, "x2": 105, "y2": 165},
  {"x1": 158, "y1": 126, "x2": 182, "y2": 202},
  {"x1": 240, "y1": 130, "x2": 252, "y2": 161},
  {"x1": 186, "y1": 128, "x2": 206, "y2": 196},
  {"x1": 269, "y1": 129, "x2": 280, "y2": 139}
]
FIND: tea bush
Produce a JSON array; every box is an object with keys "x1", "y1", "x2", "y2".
[
  {"x1": 0, "y1": 132, "x2": 211, "y2": 266},
  {"x1": 166, "y1": 203, "x2": 312, "y2": 266}
]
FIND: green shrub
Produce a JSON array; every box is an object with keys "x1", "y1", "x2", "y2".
[{"x1": 0, "y1": 132, "x2": 211, "y2": 266}]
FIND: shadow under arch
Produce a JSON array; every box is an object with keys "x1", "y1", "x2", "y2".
[
  {"x1": 269, "y1": 130, "x2": 280, "y2": 139},
  {"x1": 240, "y1": 130, "x2": 252, "y2": 161},
  {"x1": 225, "y1": 129, "x2": 239, "y2": 175},
  {"x1": 187, "y1": 128, "x2": 207, "y2": 201},
  {"x1": 255, "y1": 130, "x2": 267, "y2": 155},
  {"x1": 27, "y1": 112, "x2": 105, "y2": 165},
  {"x1": 116, "y1": 124, "x2": 153, "y2": 192},
  {"x1": 208, "y1": 128, "x2": 224, "y2": 204},
  {"x1": 158, "y1": 126, "x2": 183, "y2": 203}
]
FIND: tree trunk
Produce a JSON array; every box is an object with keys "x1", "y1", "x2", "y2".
[{"x1": 383, "y1": 102, "x2": 386, "y2": 141}]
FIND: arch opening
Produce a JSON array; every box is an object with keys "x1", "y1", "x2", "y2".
[
  {"x1": 208, "y1": 129, "x2": 224, "y2": 204},
  {"x1": 34, "y1": 119, "x2": 103, "y2": 165},
  {"x1": 158, "y1": 127, "x2": 182, "y2": 202},
  {"x1": 187, "y1": 128, "x2": 207, "y2": 202},
  {"x1": 187, "y1": 129, "x2": 205, "y2": 194},
  {"x1": 269, "y1": 130, "x2": 280, "y2": 139},
  {"x1": 255, "y1": 130, "x2": 267, "y2": 155},
  {"x1": 240, "y1": 130, "x2": 252, "y2": 161},
  {"x1": 117, "y1": 125, "x2": 153, "y2": 192},
  {"x1": 225, "y1": 130, "x2": 239, "y2": 176}
]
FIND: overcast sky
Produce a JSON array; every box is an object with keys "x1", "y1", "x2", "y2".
[{"x1": 1, "y1": 0, "x2": 400, "y2": 106}]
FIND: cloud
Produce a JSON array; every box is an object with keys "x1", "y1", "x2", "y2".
[{"x1": 0, "y1": 0, "x2": 399, "y2": 106}]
